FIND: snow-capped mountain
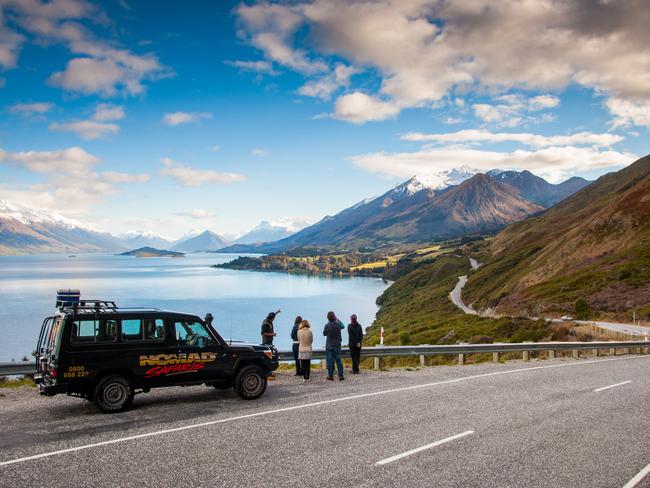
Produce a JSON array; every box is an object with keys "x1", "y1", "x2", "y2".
[
  {"x1": 234, "y1": 218, "x2": 312, "y2": 244},
  {"x1": 220, "y1": 167, "x2": 590, "y2": 253},
  {"x1": 0, "y1": 200, "x2": 93, "y2": 230},
  {"x1": 0, "y1": 199, "x2": 126, "y2": 255},
  {"x1": 389, "y1": 166, "x2": 478, "y2": 199},
  {"x1": 118, "y1": 231, "x2": 174, "y2": 250}
]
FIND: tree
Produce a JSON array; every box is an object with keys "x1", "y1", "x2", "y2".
[{"x1": 574, "y1": 298, "x2": 591, "y2": 320}]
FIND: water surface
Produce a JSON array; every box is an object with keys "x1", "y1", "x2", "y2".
[{"x1": 0, "y1": 253, "x2": 388, "y2": 361}]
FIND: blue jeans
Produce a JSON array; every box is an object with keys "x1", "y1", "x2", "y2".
[{"x1": 326, "y1": 348, "x2": 344, "y2": 379}]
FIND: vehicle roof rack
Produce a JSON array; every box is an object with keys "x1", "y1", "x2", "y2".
[{"x1": 60, "y1": 300, "x2": 118, "y2": 313}]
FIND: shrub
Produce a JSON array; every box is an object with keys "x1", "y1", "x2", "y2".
[
  {"x1": 574, "y1": 298, "x2": 591, "y2": 320},
  {"x1": 399, "y1": 332, "x2": 411, "y2": 345},
  {"x1": 468, "y1": 335, "x2": 494, "y2": 344}
]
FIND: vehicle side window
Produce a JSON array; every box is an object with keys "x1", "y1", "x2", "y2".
[
  {"x1": 71, "y1": 319, "x2": 117, "y2": 343},
  {"x1": 175, "y1": 321, "x2": 213, "y2": 347},
  {"x1": 121, "y1": 318, "x2": 165, "y2": 342}
]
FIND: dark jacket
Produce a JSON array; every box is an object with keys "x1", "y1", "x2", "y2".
[
  {"x1": 323, "y1": 319, "x2": 344, "y2": 349},
  {"x1": 348, "y1": 323, "x2": 363, "y2": 346},
  {"x1": 261, "y1": 319, "x2": 274, "y2": 345},
  {"x1": 291, "y1": 323, "x2": 300, "y2": 342}
]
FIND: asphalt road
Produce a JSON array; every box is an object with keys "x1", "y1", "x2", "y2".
[
  {"x1": 577, "y1": 320, "x2": 650, "y2": 337},
  {"x1": 449, "y1": 275, "x2": 478, "y2": 315},
  {"x1": 1, "y1": 356, "x2": 650, "y2": 487}
]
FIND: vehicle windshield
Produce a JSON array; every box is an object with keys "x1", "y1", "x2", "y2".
[{"x1": 175, "y1": 320, "x2": 214, "y2": 347}]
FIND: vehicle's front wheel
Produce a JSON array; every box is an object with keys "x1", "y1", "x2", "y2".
[
  {"x1": 93, "y1": 375, "x2": 134, "y2": 413},
  {"x1": 234, "y1": 365, "x2": 267, "y2": 400}
]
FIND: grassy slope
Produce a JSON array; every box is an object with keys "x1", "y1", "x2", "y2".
[
  {"x1": 463, "y1": 155, "x2": 650, "y2": 320},
  {"x1": 365, "y1": 254, "x2": 551, "y2": 346}
]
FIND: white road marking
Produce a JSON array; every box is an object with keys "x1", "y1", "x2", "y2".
[
  {"x1": 593, "y1": 380, "x2": 632, "y2": 392},
  {"x1": 376, "y1": 430, "x2": 474, "y2": 465},
  {"x1": 622, "y1": 463, "x2": 650, "y2": 488},
  {"x1": 1, "y1": 355, "x2": 649, "y2": 468}
]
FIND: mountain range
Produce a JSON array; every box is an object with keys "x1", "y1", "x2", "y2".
[
  {"x1": 464, "y1": 154, "x2": 650, "y2": 318},
  {"x1": 0, "y1": 168, "x2": 590, "y2": 255},
  {"x1": 221, "y1": 168, "x2": 590, "y2": 253}
]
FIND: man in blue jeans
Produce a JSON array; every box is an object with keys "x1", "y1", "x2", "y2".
[{"x1": 323, "y1": 311, "x2": 345, "y2": 381}]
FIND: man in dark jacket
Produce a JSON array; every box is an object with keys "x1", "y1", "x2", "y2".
[
  {"x1": 261, "y1": 310, "x2": 280, "y2": 345},
  {"x1": 290, "y1": 315, "x2": 302, "y2": 376},
  {"x1": 323, "y1": 311, "x2": 345, "y2": 381},
  {"x1": 348, "y1": 314, "x2": 363, "y2": 374}
]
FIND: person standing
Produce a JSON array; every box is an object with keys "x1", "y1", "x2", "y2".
[
  {"x1": 298, "y1": 320, "x2": 313, "y2": 381},
  {"x1": 348, "y1": 314, "x2": 363, "y2": 374},
  {"x1": 291, "y1": 315, "x2": 303, "y2": 376},
  {"x1": 323, "y1": 311, "x2": 345, "y2": 381},
  {"x1": 261, "y1": 310, "x2": 280, "y2": 345}
]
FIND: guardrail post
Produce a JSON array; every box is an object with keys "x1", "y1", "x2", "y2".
[
  {"x1": 610, "y1": 347, "x2": 616, "y2": 356},
  {"x1": 374, "y1": 357, "x2": 380, "y2": 371},
  {"x1": 548, "y1": 350, "x2": 555, "y2": 359},
  {"x1": 492, "y1": 352, "x2": 499, "y2": 363},
  {"x1": 593, "y1": 348, "x2": 599, "y2": 357},
  {"x1": 572, "y1": 350, "x2": 579, "y2": 359},
  {"x1": 522, "y1": 350, "x2": 529, "y2": 361},
  {"x1": 419, "y1": 355, "x2": 426, "y2": 367},
  {"x1": 623, "y1": 347, "x2": 630, "y2": 355},
  {"x1": 458, "y1": 353, "x2": 465, "y2": 365}
]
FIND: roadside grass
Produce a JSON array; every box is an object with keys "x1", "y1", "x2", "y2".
[{"x1": 0, "y1": 376, "x2": 35, "y2": 388}]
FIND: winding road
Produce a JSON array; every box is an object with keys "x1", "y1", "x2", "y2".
[{"x1": 450, "y1": 258, "x2": 649, "y2": 337}]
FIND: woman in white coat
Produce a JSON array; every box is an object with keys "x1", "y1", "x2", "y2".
[{"x1": 297, "y1": 320, "x2": 313, "y2": 381}]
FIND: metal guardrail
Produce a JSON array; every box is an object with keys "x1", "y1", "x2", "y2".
[
  {"x1": 277, "y1": 340, "x2": 650, "y2": 361},
  {"x1": 0, "y1": 361, "x2": 37, "y2": 376},
  {"x1": 2, "y1": 340, "x2": 649, "y2": 376}
]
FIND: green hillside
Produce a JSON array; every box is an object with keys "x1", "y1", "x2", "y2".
[
  {"x1": 463, "y1": 155, "x2": 650, "y2": 321},
  {"x1": 365, "y1": 254, "x2": 552, "y2": 346}
]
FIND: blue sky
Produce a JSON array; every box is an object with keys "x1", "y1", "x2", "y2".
[{"x1": 0, "y1": 0, "x2": 647, "y2": 238}]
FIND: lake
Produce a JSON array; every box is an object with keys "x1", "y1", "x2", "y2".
[{"x1": 0, "y1": 253, "x2": 389, "y2": 361}]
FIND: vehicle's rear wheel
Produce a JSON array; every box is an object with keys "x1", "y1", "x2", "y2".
[
  {"x1": 93, "y1": 375, "x2": 134, "y2": 413},
  {"x1": 234, "y1": 365, "x2": 267, "y2": 400}
]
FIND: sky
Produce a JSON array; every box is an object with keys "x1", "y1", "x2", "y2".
[{"x1": 0, "y1": 0, "x2": 648, "y2": 239}]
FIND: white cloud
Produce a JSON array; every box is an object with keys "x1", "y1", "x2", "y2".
[
  {"x1": 606, "y1": 98, "x2": 650, "y2": 128},
  {"x1": 225, "y1": 59, "x2": 279, "y2": 76},
  {"x1": 298, "y1": 63, "x2": 358, "y2": 100},
  {"x1": 2, "y1": 0, "x2": 168, "y2": 97},
  {"x1": 48, "y1": 103, "x2": 124, "y2": 140},
  {"x1": 1, "y1": 146, "x2": 100, "y2": 174},
  {"x1": 9, "y1": 102, "x2": 53, "y2": 114},
  {"x1": 350, "y1": 146, "x2": 637, "y2": 183},
  {"x1": 160, "y1": 157, "x2": 245, "y2": 186},
  {"x1": 473, "y1": 94, "x2": 559, "y2": 127},
  {"x1": 236, "y1": 0, "x2": 650, "y2": 125},
  {"x1": 0, "y1": 144, "x2": 149, "y2": 215},
  {"x1": 528, "y1": 95, "x2": 560, "y2": 111},
  {"x1": 236, "y1": 2, "x2": 327, "y2": 75},
  {"x1": 211, "y1": 145, "x2": 221, "y2": 152},
  {"x1": 93, "y1": 103, "x2": 124, "y2": 121},
  {"x1": 163, "y1": 111, "x2": 212, "y2": 126},
  {"x1": 251, "y1": 148, "x2": 269, "y2": 157},
  {"x1": 401, "y1": 129, "x2": 623, "y2": 148},
  {"x1": 177, "y1": 208, "x2": 215, "y2": 219},
  {"x1": 101, "y1": 171, "x2": 149, "y2": 183},
  {"x1": 49, "y1": 120, "x2": 119, "y2": 140},
  {"x1": 332, "y1": 92, "x2": 399, "y2": 123}
]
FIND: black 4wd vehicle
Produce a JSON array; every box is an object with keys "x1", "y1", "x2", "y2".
[{"x1": 34, "y1": 297, "x2": 279, "y2": 413}]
